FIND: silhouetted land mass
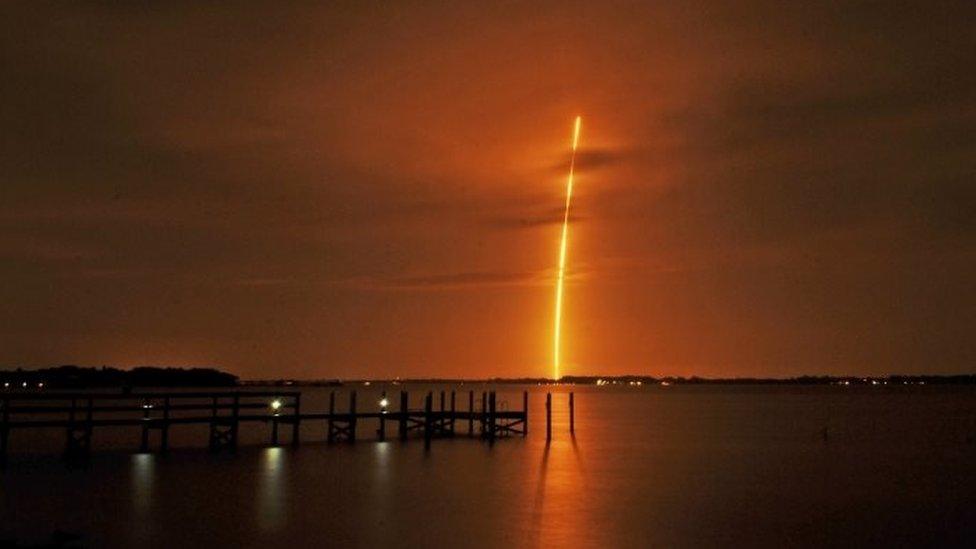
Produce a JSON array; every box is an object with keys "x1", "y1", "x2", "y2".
[
  {"x1": 0, "y1": 365, "x2": 237, "y2": 388},
  {"x1": 558, "y1": 374, "x2": 976, "y2": 385},
  {"x1": 248, "y1": 375, "x2": 976, "y2": 386},
  {"x1": 5, "y1": 368, "x2": 974, "y2": 389},
  {"x1": 241, "y1": 378, "x2": 342, "y2": 387}
]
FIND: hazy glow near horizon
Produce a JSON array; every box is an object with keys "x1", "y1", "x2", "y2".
[{"x1": 553, "y1": 116, "x2": 582, "y2": 381}]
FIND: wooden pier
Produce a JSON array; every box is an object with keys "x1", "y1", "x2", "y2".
[{"x1": 0, "y1": 388, "x2": 572, "y2": 465}]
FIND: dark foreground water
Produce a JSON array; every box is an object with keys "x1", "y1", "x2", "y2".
[{"x1": 2, "y1": 385, "x2": 975, "y2": 548}]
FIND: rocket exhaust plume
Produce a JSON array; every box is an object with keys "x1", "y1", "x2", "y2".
[{"x1": 553, "y1": 116, "x2": 582, "y2": 381}]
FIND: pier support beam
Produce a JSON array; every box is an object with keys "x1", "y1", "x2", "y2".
[
  {"x1": 569, "y1": 392, "x2": 575, "y2": 435},
  {"x1": 160, "y1": 397, "x2": 170, "y2": 454},
  {"x1": 349, "y1": 391, "x2": 357, "y2": 442},
  {"x1": 468, "y1": 391, "x2": 474, "y2": 435},
  {"x1": 424, "y1": 392, "x2": 433, "y2": 449},
  {"x1": 545, "y1": 392, "x2": 552, "y2": 442},
  {"x1": 1, "y1": 397, "x2": 9, "y2": 467},
  {"x1": 449, "y1": 391, "x2": 456, "y2": 435},
  {"x1": 399, "y1": 391, "x2": 408, "y2": 441},
  {"x1": 327, "y1": 391, "x2": 335, "y2": 443},
  {"x1": 488, "y1": 391, "x2": 496, "y2": 444},
  {"x1": 140, "y1": 401, "x2": 151, "y2": 452},
  {"x1": 292, "y1": 393, "x2": 301, "y2": 446},
  {"x1": 480, "y1": 392, "x2": 487, "y2": 436},
  {"x1": 64, "y1": 398, "x2": 94, "y2": 463},
  {"x1": 209, "y1": 395, "x2": 238, "y2": 453},
  {"x1": 378, "y1": 390, "x2": 386, "y2": 441}
]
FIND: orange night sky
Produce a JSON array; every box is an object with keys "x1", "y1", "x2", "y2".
[{"x1": 2, "y1": 2, "x2": 974, "y2": 379}]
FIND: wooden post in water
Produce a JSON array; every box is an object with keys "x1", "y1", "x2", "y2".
[
  {"x1": 481, "y1": 392, "x2": 487, "y2": 436},
  {"x1": 160, "y1": 396, "x2": 170, "y2": 453},
  {"x1": 424, "y1": 392, "x2": 433, "y2": 449},
  {"x1": 523, "y1": 391, "x2": 529, "y2": 436},
  {"x1": 85, "y1": 398, "x2": 93, "y2": 451},
  {"x1": 327, "y1": 391, "x2": 335, "y2": 443},
  {"x1": 450, "y1": 390, "x2": 456, "y2": 435},
  {"x1": 65, "y1": 398, "x2": 77, "y2": 458},
  {"x1": 208, "y1": 395, "x2": 218, "y2": 450},
  {"x1": 292, "y1": 392, "x2": 301, "y2": 446},
  {"x1": 545, "y1": 392, "x2": 552, "y2": 442},
  {"x1": 378, "y1": 390, "x2": 387, "y2": 441},
  {"x1": 140, "y1": 400, "x2": 151, "y2": 452},
  {"x1": 488, "y1": 391, "x2": 497, "y2": 443},
  {"x1": 468, "y1": 390, "x2": 474, "y2": 435},
  {"x1": 569, "y1": 392, "x2": 575, "y2": 435},
  {"x1": 1, "y1": 397, "x2": 9, "y2": 467},
  {"x1": 231, "y1": 393, "x2": 240, "y2": 450},
  {"x1": 349, "y1": 390, "x2": 358, "y2": 442},
  {"x1": 271, "y1": 404, "x2": 279, "y2": 446},
  {"x1": 399, "y1": 391, "x2": 408, "y2": 441}
]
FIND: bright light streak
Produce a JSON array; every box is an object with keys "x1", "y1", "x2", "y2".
[{"x1": 553, "y1": 116, "x2": 582, "y2": 382}]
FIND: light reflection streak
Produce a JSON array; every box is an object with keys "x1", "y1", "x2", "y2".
[
  {"x1": 257, "y1": 447, "x2": 286, "y2": 532},
  {"x1": 131, "y1": 453, "x2": 155, "y2": 516}
]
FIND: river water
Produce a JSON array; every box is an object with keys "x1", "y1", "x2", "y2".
[{"x1": 2, "y1": 384, "x2": 974, "y2": 547}]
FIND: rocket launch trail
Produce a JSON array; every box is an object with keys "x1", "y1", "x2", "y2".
[{"x1": 553, "y1": 116, "x2": 582, "y2": 381}]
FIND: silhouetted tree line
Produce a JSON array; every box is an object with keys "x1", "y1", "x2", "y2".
[{"x1": 0, "y1": 365, "x2": 238, "y2": 388}]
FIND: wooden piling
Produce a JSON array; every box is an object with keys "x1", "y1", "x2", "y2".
[
  {"x1": 292, "y1": 392, "x2": 301, "y2": 446},
  {"x1": 349, "y1": 391, "x2": 357, "y2": 442},
  {"x1": 450, "y1": 391, "x2": 456, "y2": 435},
  {"x1": 208, "y1": 395, "x2": 218, "y2": 451},
  {"x1": 569, "y1": 392, "x2": 575, "y2": 435},
  {"x1": 424, "y1": 392, "x2": 433, "y2": 449},
  {"x1": 271, "y1": 394, "x2": 280, "y2": 445},
  {"x1": 481, "y1": 392, "x2": 487, "y2": 435},
  {"x1": 378, "y1": 390, "x2": 387, "y2": 441},
  {"x1": 545, "y1": 392, "x2": 552, "y2": 442},
  {"x1": 488, "y1": 391, "x2": 496, "y2": 444},
  {"x1": 523, "y1": 391, "x2": 529, "y2": 436},
  {"x1": 160, "y1": 396, "x2": 170, "y2": 453},
  {"x1": 468, "y1": 390, "x2": 474, "y2": 435},
  {"x1": 85, "y1": 398, "x2": 93, "y2": 449},
  {"x1": 231, "y1": 393, "x2": 240, "y2": 450},
  {"x1": 1, "y1": 397, "x2": 9, "y2": 467},
  {"x1": 271, "y1": 413, "x2": 279, "y2": 445},
  {"x1": 399, "y1": 391, "x2": 408, "y2": 441},
  {"x1": 140, "y1": 401, "x2": 151, "y2": 452},
  {"x1": 327, "y1": 391, "x2": 335, "y2": 443}
]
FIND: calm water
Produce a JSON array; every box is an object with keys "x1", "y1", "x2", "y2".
[{"x1": 2, "y1": 385, "x2": 975, "y2": 547}]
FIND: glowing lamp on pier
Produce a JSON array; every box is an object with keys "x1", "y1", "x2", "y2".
[
  {"x1": 270, "y1": 399, "x2": 282, "y2": 414},
  {"x1": 379, "y1": 397, "x2": 389, "y2": 412}
]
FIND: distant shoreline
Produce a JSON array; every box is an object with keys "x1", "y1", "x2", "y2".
[
  {"x1": 245, "y1": 374, "x2": 976, "y2": 387},
  {"x1": 3, "y1": 366, "x2": 975, "y2": 389}
]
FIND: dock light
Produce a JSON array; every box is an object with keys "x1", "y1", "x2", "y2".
[
  {"x1": 270, "y1": 399, "x2": 282, "y2": 412},
  {"x1": 21, "y1": 382, "x2": 27, "y2": 388},
  {"x1": 379, "y1": 397, "x2": 389, "y2": 410},
  {"x1": 4, "y1": 382, "x2": 10, "y2": 388}
]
